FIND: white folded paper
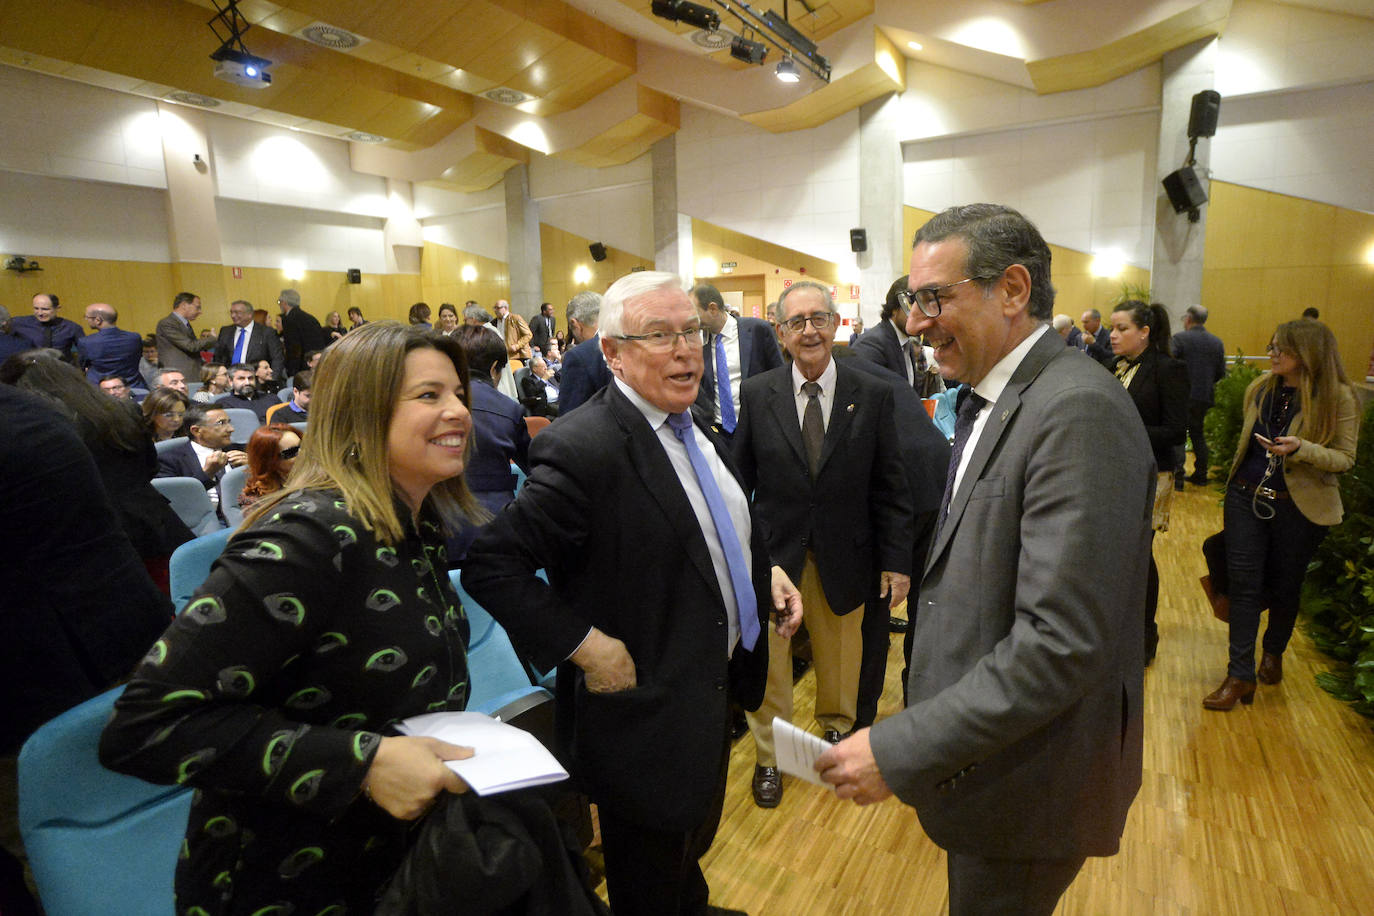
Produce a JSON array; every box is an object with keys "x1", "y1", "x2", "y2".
[
  {"x1": 397, "y1": 710, "x2": 569, "y2": 796},
  {"x1": 773, "y1": 716, "x2": 834, "y2": 790}
]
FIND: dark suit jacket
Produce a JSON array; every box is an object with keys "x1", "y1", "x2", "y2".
[
  {"x1": 850, "y1": 319, "x2": 906, "y2": 378},
  {"x1": 0, "y1": 387, "x2": 171, "y2": 753},
  {"x1": 1085, "y1": 325, "x2": 1113, "y2": 364},
  {"x1": 1118, "y1": 346, "x2": 1189, "y2": 468},
  {"x1": 732, "y1": 361, "x2": 913, "y2": 614},
  {"x1": 519, "y1": 372, "x2": 559, "y2": 418},
  {"x1": 280, "y1": 307, "x2": 327, "y2": 376},
  {"x1": 11, "y1": 315, "x2": 84, "y2": 361},
  {"x1": 464, "y1": 382, "x2": 772, "y2": 831},
  {"x1": 695, "y1": 316, "x2": 782, "y2": 425},
  {"x1": 215, "y1": 391, "x2": 279, "y2": 425},
  {"x1": 1171, "y1": 326, "x2": 1226, "y2": 404},
  {"x1": 213, "y1": 322, "x2": 286, "y2": 379},
  {"x1": 76, "y1": 326, "x2": 143, "y2": 385},
  {"x1": 156, "y1": 440, "x2": 217, "y2": 493},
  {"x1": 869, "y1": 329, "x2": 1153, "y2": 860},
  {"x1": 529, "y1": 313, "x2": 555, "y2": 355},
  {"x1": 557, "y1": 334, "x2": 613, "y2": 416}
]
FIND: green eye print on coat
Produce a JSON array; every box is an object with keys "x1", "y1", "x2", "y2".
[
  {"x1": 364, "y1": 647, "x2": 408, "y2": 672},
  {"x1": 184, "y1": 596, "x2": 227, "y2": 625},
  {"x1": 264, "y1": 593, "x2": 306, "y2": 626},
  {"x1": 288, "y1": 769, "x2": 325, "y2": 804}
]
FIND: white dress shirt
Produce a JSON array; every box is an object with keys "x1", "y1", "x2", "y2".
[
  {"x1": 950, "y1": 324, "x2": 1050, "y2": 500},
  {"x1": 790, "y1": 356, "x2": 838, "y2": 431}
]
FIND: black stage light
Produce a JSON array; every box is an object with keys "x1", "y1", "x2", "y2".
[
  {"x1": 651, "y1": 0, "x2": 720, "y2": 32},
  {"x1": 730, "y1": 35, "x2": 768, "y2": 64}
]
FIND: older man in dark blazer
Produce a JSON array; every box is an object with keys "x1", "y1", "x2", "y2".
[
  {"x1": 213, "y1": 299, "x2": 285, "y2": 379},
  {"x1": 819, "y1": 205, "x2": 1153, "y2": 916},
  {"x1": 732, "y1": 280, "x2": 913, "y2": 809},
  {"x1": 155, "y1": 292, "x2": 217, "y2": 377},
  {"x1": 465, "y1": 271, "x2": 801, "y2": 916},
  {"x1": 691, "y1": 283, "x2": 782, "y2": 437},
  {"x1": 557, "y1": 290, "x2": 613, "y2": 415}
]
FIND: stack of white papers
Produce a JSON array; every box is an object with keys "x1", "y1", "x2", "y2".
[{"x1": 398, "y1": 711, "x2": 569, "y2": 796}]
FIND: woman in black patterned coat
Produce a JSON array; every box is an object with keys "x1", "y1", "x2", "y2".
[{"x1": 101, "y1": 322, "x2": 485, "y2": 915}]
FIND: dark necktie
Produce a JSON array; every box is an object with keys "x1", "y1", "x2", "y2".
[
  {"x1": 801, "y1": 380, "x2": 824, "y2": 479},
  {"x1": 938, "y1": 388, "x2": 987, "y2": 531},
  {"x1": 714, "y1": 333, "x2": 736, "y2": 434},
  {"x1": 905, "y1": 340, "x2": 922, "y2": 390},
  {"x1": 665, "y1": 411, "x2": 760, "y2": 651}
]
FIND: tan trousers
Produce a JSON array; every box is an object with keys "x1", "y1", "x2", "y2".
[{"x1": 747, "y1": 554, "x2": 864, "y2": 766}]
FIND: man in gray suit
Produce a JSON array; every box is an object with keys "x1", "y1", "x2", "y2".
[
  {"x1": 818, "y1": 204, "x2": 1154, "y2": 915},
  {"x1": 155, "y1": 292, "x2": 217, "y2": 376}
]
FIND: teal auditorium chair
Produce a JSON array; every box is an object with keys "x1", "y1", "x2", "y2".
[
  {"x1": 169, "y1": 527, "x2": 235, "y2": 614},
  {"x1": 18, "y1": 688, "x2": 190, "y2": 916},
  {"x1": 451, "y1": 570, "x2": 552, "y2": 717},
  {"x1": 219, "y1": 465, "x2": 248, "y2": 528},
  {"x1": 220, "y1": 407, "x2": 260, "y2": 441},
  {"x1": 151, "y1": 477, "x2": 220, "y2": 536}
]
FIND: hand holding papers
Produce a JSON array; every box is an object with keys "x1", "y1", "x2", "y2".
[
  {"x1": 398, "y1": 711, "x2": 568, "y2": 796},
  {"x1": 772, "y1": 717, "x2": 834, "y2": 790}
]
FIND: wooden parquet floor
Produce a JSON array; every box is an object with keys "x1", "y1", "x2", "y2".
[{"x1": 686, "y1": 484, "x2": 1374, "y2": 915}]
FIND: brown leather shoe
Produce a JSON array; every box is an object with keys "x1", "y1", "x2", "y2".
[
  {"x1": 1258, "y1": 652, "x2": 1283, "y2": 685},
  {"x1": 752, "y1": 765, "x2": 781, "y2": 808},
  {"x1": 1203, "y1": 676, "x2": 1256, "y2": 710}
]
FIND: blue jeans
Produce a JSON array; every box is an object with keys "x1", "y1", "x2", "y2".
[{"x1": 1222, "y1": 484, "x2": 1328, "y2": 680}]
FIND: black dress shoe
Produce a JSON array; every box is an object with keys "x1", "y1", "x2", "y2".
[
  {"x1": 823, "y1": 728, "x2": 842, "y2": 745},
  {"x1": 888, "y1": 615, "x2": 909, "y2": 633},
  {"x1": 752, "y1": 765, "x2": 781, "y2": 807},
  {"x1": 1188, "y1": 474, "x2": 1209, "y2": 486},
  {"x1": 729, "y1": 710, "x2": 748, "y2": 741},
  {"x1": 705, "y1": 907, "x2": 749, "y2": 916},
  {"x1": 791, "y1": 656, "x2": 811, "y2": 680}
]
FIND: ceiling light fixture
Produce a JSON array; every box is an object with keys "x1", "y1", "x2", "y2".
[
  {"x1": 652, "y1": 0, "x2": 829, "y2": 83},
  {"x1": 730, "y1": 34, "x2": 768, "y2": 65},
  {"x1": 775, "y1": 56, "x2": 800, "y2": 83},
  {"x1": 907, "y1": 41, "x2": 923, "y2": 51},
  {"x1": 651, "y1": 0, "x2": 721, "y2": 32}
]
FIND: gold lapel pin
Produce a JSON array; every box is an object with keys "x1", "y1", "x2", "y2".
[{"x1": 847, "y1": 403, "x2": 856, "y2": 412}]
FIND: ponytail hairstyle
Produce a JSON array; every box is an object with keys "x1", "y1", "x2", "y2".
[{"x1": 1114, "y1": 300, "x2": 1174, "y2": 356}]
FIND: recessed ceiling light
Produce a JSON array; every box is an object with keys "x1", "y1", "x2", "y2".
[
  {"x1": 907, "y1": 41, "x2": 923, "y2": 51},
  {"x1": 343, "y1": 131, "x2": 387, "y2": 143}
]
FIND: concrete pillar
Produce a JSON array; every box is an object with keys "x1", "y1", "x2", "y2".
[
  {"x1": 157, "y1": 102, "x2": 226, "y2": 302},
  {"x1": 651, "y1": 135, "x2": 693, "y2": 281},
  {"x1": 858, "y1": 93, "x2": 905, "y2": 326},
  {"x1": 1151, "y1": 37, "x2": 1218, "y2": 324},
  {"x1": 384, "y1": 178, "x2": 423, "y2": 274},
  {"x1": 504, "y1": 164, "x2": 542, "y2": 313}
]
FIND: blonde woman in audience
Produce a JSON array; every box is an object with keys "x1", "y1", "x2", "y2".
[
  {"x1": 192, "y1": 362, "x2": 229, "y2": 404},
  {"x1": 325, "y1": 310, "x2": 347, "y2": 344}
]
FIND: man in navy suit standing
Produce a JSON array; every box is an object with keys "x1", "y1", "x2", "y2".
[
  {"x1": 1171, "y1": 304, "x2": 1226, "y2": 484},
  {"x1": 557, "y1": 290, "x2": 613, "y2": 415},
  {"x1": 466, "y1": 272, "x2": 802, "y2": 916},
  {"x1": 691, "y1": 284, "x2": 782, "y2": 438},
  {"x1": 75, "y1": 303, "x2": 142, "y2": 386}
]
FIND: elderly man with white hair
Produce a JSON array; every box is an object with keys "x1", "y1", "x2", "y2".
[{"x1": 466, "y1": 271, "x2": 802, "y2": 916}]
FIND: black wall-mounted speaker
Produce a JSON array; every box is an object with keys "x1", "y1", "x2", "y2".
[
  {"x1": 849, "y1": 228, "x2": 867, "y2": 253},
  {"x1": 1187, "y1": 90, "x2": 1221, "y2": 139},
  {"x1": 589, "y1": 242, "x2": 607, "y2": 262},
  {"x1": 1163, "y1": 167, "x2": 1208, "y2": 214},
  {"x1": 346, "y1": 268, "x2": 361, "y2": 284}
]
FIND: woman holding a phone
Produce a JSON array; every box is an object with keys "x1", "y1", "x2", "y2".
[{"x1": 1203, "y1": 319, "x2": 1359, "y2": 710}]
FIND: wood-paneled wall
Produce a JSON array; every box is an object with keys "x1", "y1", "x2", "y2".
[
  {"x1": 691, "y1": 219, "x2": 843, "y2": 316},
  {"x1": 418, "y1": 241, "x2": 512, "y2": 315},
  {"x1": 0, "y1": 257, "x2": 422, "y2": 339},
  {"x1": 539, "y1": 224, "x2": 653, "y2": 327},
  {"x1": 1203, "y1": 180, "x2": 1374, "y2": 382}
]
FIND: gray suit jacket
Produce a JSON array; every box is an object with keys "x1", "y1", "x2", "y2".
[
  {"x1": 869, "y1": 329, "x2": 1154, "y2": 860},
  {"x1": 155, "y1": 314, "x2": 216, "y2": 376}
]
